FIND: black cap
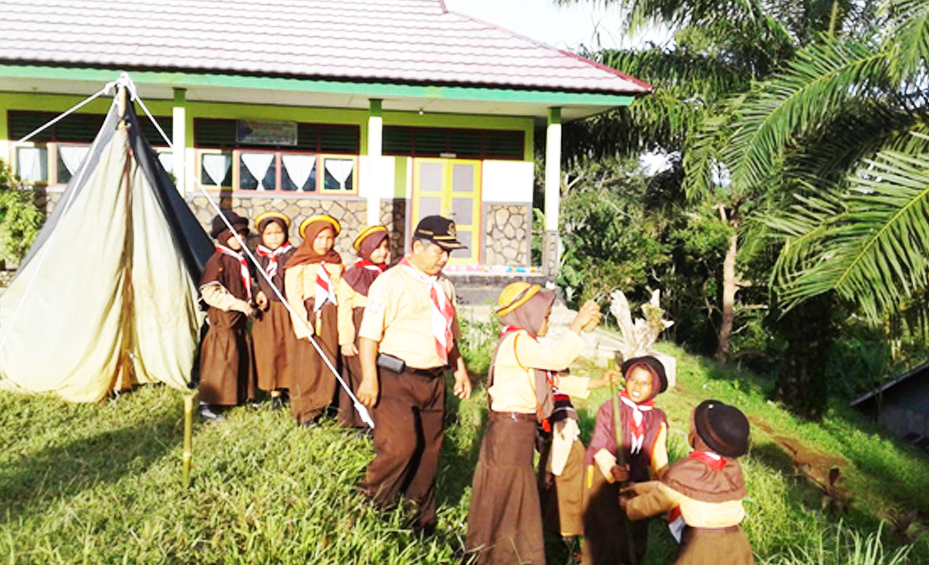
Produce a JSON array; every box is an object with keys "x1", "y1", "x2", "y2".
[
  {"x1": 694, "y1": 399, "x2": 750, "y2": 458},
  {"x1": 210, "y1": 210, "x2": 249, "y2": 239},
  {"x1": 413, "y1": 215, "x2": 466, "y2": 250}
]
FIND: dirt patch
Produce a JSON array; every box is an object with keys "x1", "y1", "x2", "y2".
[{"x1": 751, "y1": 419, "x2": 849, "y2": 502}]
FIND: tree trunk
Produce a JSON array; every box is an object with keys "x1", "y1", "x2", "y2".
[{"x1": 715, "y1": 208, "x2": 738, "y2": 362}]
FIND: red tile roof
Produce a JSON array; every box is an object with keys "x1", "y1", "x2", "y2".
[{"x1": 0, "y1": 0, "x2": 650, "y2": 95}]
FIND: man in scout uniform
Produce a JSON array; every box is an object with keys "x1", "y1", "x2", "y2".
[{"x1": 357, "y1": 215, "x2": 472, "y2": 533}]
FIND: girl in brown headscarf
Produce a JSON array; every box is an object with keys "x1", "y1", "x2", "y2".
[
  {"x1": 335, "y1": 225, "x2": 389, "y2": 429},
  {"x1": 465, "y1": 284, "x2": 614, "y2": 565},
  {"x1": 252, "y1": 212, "x2": 297, "y2": 408},
  {"x1": 284, "y1": 215, "x2": 343, "y2": 426}
]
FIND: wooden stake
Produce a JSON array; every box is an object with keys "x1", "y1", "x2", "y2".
[{"x1": 183, "y1": 395, "x2": 194, "y2": 488}]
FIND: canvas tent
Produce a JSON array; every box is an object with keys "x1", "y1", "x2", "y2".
[{"x1": 0, "y1": 88, "x2": 213, "y2": 402}]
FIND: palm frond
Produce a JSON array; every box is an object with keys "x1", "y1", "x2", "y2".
[
  {"x1": 773, "y1": 147, "x2": 929, "y2": 321},
  {"x1": 723, "y1": 39, "x2": 890, "y2": 198},
  {"x1": 884, "y1": 0, "x2": 929, "y2": 80}
]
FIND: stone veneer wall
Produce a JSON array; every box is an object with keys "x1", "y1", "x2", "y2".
[
  {"x1": 483, "y1": 204, "x2": 530, "y2": 266},
  {"x1": 35, "y1": 190, "x2": 62, "y2": 215},
  {"x1": 379, "y1": 198, "x2": 409, "y2": 261},
  {"x1": 186, "y1": 195, "x2": 369, "y2": 257},
  {"x1": 185, "y1": 195, "x2": 410, "y2": 261}
]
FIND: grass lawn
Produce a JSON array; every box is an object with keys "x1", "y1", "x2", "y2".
[{"x1": 0, "y1": 321, "x2": 926, "y2": 563}]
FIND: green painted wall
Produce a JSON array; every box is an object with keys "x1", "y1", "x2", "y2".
[{"x1": 1, "y1": 92, "x2": 536, "y2": 159}]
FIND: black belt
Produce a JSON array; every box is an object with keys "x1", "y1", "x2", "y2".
[{"x1": 409, "y1": 365, "x2": 449, "y2": 379}]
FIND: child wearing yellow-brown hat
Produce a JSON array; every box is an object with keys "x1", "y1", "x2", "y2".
[
  {"x1": 335, "y1": 225, "x2": 390, "y2": 429},
  {"x1": 283, "y1": 215, "x2": 343, "y2": 426},
  {"x1": 465, "y1": 285, "x2": 617, "y2": 565},
  {"x1": 251, "y1": 212, "x2": 297, "y2": 409}
]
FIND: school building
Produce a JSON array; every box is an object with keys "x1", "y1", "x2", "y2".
[{"x1": 0, "y1": 0, "x2": 649, "y2": 281}]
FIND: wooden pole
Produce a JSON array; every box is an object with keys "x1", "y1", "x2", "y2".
[
  {"x1": 183, "y1": 395, "x2": 194, "y2": 488},
  {"x1": 610, "y1": 356, "x2": 638, "y2": 565}
]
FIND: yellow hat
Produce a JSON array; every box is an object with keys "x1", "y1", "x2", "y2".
[
  {"x1": 353, "y1": 225, "x2": 389, "y2": 251},
  {"x1": 254, "y1": 212, "x2": 291, "y2": 229},
  {"x1": 495, "y1": 282, "x2": 541, "y2": 316},
  {"x1": 299, "y1": 215, "x2": 341, "y2": 239}
]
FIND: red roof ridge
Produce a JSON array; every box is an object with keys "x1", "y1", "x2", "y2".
[{"x1": 442, "y1": 7, "x2": 651, "y2": 94}]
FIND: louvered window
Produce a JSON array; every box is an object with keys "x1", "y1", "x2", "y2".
[
  {"x1": 7, "y1": 110, "x2": 172, "y2": 185},
  {"x1": 383, "y1": 127, "x2": 524, "y2": 160}
]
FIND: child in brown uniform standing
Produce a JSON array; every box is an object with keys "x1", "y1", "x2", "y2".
[
  {"x1": 621, "y1": 399, "x2": 754, "y2": 565},
  {"x1": 582, "y1": 356, "x2": 669, "y2": 564},
  {"x1": 252, "y1": 212, "x2": 297, "y2": 408},
  {"x1": 284, "y1": 215, "x2": 343, "y2": 426},
  {"x1": 336, "y1": 225, "x2": 389, "y2": 429},
  {"x1": 465, "y1": 283, "x2": 612, "y2": 565},
  {"x1": 198, "y1": 211, "x2": 257, "y2": 422}
]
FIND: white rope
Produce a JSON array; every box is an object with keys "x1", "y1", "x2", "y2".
[
  {"x1": 16, "y1": 83, "x2": 116, "y2": 145},
  {"x1": 132, "y1": 75, "x2": 374, "y2": 428},
  {"x1": 0, "y1": 95, "x2": 119, "y2": 354}
]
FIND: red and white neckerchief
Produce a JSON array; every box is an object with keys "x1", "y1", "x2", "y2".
[
  {"x1": 353, "y1": 258, "x2": 387, "y2": 273},
  {"x1": 314, "y1": 262, "x2": 338, "y2": 312},
  {"x1": 667, "y1": 506, "x2": 685, "y2": 543},
  {"x1": 216, "y1": 244, "x2": 252, "y2": 301},
  {"x1": 256, "y1": 242, "x2": 292, "y2": 279},
  {"x1": 400, "y1": 257, "x2": 455, "y2": 364},
  {"x1": 620, "y1": 390, "x2": 655, "y2": 454},
  {"x1": 688, "y1": 450, "x2": 726, "y2": 471}
]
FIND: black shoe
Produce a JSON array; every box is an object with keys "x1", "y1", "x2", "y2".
[
  {"x1": 271, "y1": 395, "x2": 287, "y2": 412},
  {"x1": 199, "y1": 403, "x2": 225, "y2": 423}
]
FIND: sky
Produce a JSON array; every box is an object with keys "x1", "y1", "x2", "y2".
[{"x1": 442, "y1": 0, "x2": 668, "y2": 51}]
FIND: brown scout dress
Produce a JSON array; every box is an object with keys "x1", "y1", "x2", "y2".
[
  {"x1": 198, "y1": 252, "x2": 256, "y2": 405},
  {"x1": 287, "y1": 264, "x2": 340, "y2": 425},
  {"x1": 582, "y1": 399, "x2": 667, "y2": 565},
  {"x1": 253, "y1": 245, "x2": 297, "y2": 392}
]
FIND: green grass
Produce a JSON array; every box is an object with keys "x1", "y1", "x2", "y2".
[{"x1": 0, "y1": 320, "x2": 925, "y2": 563}]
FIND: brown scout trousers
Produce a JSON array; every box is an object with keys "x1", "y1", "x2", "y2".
[{"x1": 361, "y1": 365, "x2": 446, "y2": 528}]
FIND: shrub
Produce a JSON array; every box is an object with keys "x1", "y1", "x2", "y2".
[{"x1": 0, "y1": 159, "x2": 44, "y2": 265}]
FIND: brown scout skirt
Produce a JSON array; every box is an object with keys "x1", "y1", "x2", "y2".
[
  {"x1": 338, "y1": 307, "x2": 366, "y2": 428},
  {"x1": 677, "y1": 526, "x2": 754, "y2": 565},
  {"x1": 198, "y1": 307, "x2": 255, "y2": 406},
  {"x1": 466, "y1": 411, "x2": 545, "y2": 565},
  {"x1": 290, "y1": 299, "x2": 337, "y2": 424},
  {"x1": 252, "y1": 301, "x2": 297, "y2": 392},
  {"x1": 581, "y1": 466, "x2": 649, "y2": 565}
]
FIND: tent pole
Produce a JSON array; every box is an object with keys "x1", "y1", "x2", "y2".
[
  {"x1": 183, "y1": 394, "x2": 194, "y2": 488},
  {"x1": 116, "y1": 83, "x2": 128, "y2": 119}
]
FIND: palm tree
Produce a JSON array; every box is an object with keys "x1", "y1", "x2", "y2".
[
  {"x1": 708, "y1": 0, "x2": 929, "y2": 328},
  {"x1": 557, "y1": 0, "x2": 871, "y2": 360}
]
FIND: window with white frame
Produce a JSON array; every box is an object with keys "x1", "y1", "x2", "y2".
[{"x1": 194, "y1": 119, "x2": 359, "y2": 194}]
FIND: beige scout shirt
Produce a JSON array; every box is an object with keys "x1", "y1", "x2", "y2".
[
  {"x1": 284, "y1": 262, "x2": 343, "y2": 340},
  {"x1": 357, "y1": 262, "x2": 460, "y2": 369},
  {"x1": 336, "y1": 279, "x2": 367, "y2": 346},
  {"x1": 626, "y1": 481, "x2": 745, "y2": 527},
  {"x1": 488, "y1": 329, "x2": 591, "y2": 414}
]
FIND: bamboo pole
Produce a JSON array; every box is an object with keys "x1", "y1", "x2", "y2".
[
  {"x1": 609, "y1": 356, "x2": 638, "y2": 565},
  {"x1": 183, "y1": 395, "x2": 194, "y2": 488}
]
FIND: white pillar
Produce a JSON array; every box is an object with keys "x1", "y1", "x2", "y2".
[
  {"x1": 366, "y1": 99, "x2": 383, "y2": 227},
  {"x1": 543, "y1": 107, "x2": 562, "y2": 276},
  {"x1": 172, "y1": 88, "x2": 187, "y2": 194}
]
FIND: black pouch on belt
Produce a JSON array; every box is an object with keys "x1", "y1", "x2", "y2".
[{"x1": 376, "y1": 353, "x2": 406, "y2": 374}]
